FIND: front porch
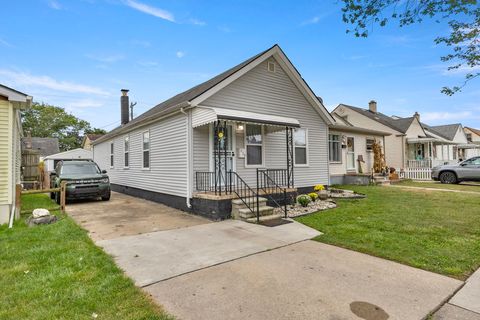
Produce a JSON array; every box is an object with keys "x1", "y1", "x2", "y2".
[{"x1": 191, "y1": 109, "x2": 303, "y2": 221}]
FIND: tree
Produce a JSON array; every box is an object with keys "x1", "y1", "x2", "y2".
[
  {"x1": 341, "y1": 0, "x2": 480, "y2": 95},
  {"x1": 22, "y1": 102, "x2": 106, "y2": 151}
]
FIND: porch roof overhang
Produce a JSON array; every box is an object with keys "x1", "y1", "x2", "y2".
[
  {"x1": 192, "y1": 106, "x2": 301, "y2": 128},
  {"x1": 457, "y1": 143, "x2": 480, "y2": 149},
  {"x1": 406, "y1": 137, "x2": 438, "y2": 144}
]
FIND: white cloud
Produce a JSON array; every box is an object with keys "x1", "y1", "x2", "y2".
[
  {"x1": 176, "y1": 51, "x2": 185, "y2": 58},
  {"x1": 0, "y1": 38, "x2": 13, "y2": 48},
  {"x1": 130, "y1": 39, "x2": 151, "y2": 48},
  {"x1": 48, "y1": 0, "x2": 62, "y2": 10},
  {"x1": 422, "y1": 111, "x2": 473, "y2": 122},
  {"x1": 137, "y1": 60, "x2": 158, "y2": 67},
  {"x1": 85, "y1": 53, "x2": 124, "y2": 63},
  {"x1": 0, "y1": 69, "x2": 109, "y2": 96},
  {"x1": 189, "y1": 18, "x2": 206, "y2": 26},
  {"x1": 124, "y1": 0, "x2": 175, "y2": 22},
  {"x1": 303, "y1": 16, "x2": 321, "y2": 25}
]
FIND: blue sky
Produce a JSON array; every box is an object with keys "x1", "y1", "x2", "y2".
[{"x1": 0, "y1": 0, "x2": 479, "y2": 130}]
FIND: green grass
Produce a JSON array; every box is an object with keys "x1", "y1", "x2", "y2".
[
  {"x1": 395, "y1": 180, "x2": 480, "y2": 192},
  {"x1": 0, "y1": 194, "x2": 174, "y2": 320},
  {"x1": 296, "y1": 185, "x2": 480, "y2": 280}
]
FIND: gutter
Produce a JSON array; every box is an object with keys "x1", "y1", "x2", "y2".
[{"x1": 180, "y1": 105, "x2": 194, "y2": 209}]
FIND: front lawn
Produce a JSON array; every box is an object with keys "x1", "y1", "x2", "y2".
[
  {"x1": 296, "y1": 185, "x2": 480, "y2": 280},
  {"x1": 395, "y1": 180, "x2": 480, "y2": 192},
  {"x1": 0, "y1": 194, "x2": 174, "y2": 320}
]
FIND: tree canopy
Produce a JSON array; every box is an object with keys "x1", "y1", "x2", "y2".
[
  {"x1": 341, "y1": 0, "x2": 480, "y2": 95},
  {"x1": 22, "y1": 102, "x2": 106, "y2": 151}
]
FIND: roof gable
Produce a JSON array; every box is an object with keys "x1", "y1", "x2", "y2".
[
  {"x1": 429, "y1": 123, "x2": 461, "y2": 141},
  {"x1": 95, "y1": 45, "x2": 333, "y2": 144},
  {"x1": 465, "y1": 126, "x2": 480, "y2": 137}
]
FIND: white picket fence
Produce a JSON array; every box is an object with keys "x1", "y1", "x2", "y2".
[{"x1": 400, "y1": 167, "x2": 432, "y2": 180}]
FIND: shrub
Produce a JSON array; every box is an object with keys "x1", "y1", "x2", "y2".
[
  {"x1": 308, "y1": 192, "x2": 318, "y2": 202},
  {"x1": 314, "y1": 184, "x2": 325, "y2": 191},
  {"x1": 297, "y1": 194, "x2": 311, "y2": 207}
]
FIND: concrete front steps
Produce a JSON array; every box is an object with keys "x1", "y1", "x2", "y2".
[
  {"x1": 231, "y1": 197, "x2": 282, "y2": 223},
  {"x1": 373, "y1": 174, "x2": 391, "y2": 185}
]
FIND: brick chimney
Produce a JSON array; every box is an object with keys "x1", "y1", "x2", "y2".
[
  {"x1": 121, "y1": 89, "x2": 129, "y2": 125},
  {"x1": 414, "y1": 111, "x2": 420, "y2": 122},
  {"x1": 369, "y1": 100, "x2": 377, "y2": 113}
]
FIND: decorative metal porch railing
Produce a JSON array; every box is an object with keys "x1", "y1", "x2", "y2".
[
  {"x1": 257, "y1": 169, "x2": 288, "y2": 218},
  {"x1": 228, "y1": 171, "x2": 260, "y2": 222}
]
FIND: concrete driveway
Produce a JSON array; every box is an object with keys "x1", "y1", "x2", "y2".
[
  {"x1": 67, "y1": 192, "x2": 209, "y2": 241},
  {"x1": 145, "y1": 241, "x2": 462, "y2": 320}
]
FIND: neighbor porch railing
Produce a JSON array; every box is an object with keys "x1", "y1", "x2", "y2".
[{"x1": 407, "y1": 159, "x2": 458, "y2": 168}]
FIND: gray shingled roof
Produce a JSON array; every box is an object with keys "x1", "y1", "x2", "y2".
[
  {"x1": 429, "y1": 123, "x2": 461, "y2": 141},
  {"x1": 22, "y1": 137, "x2": 60, "y2": 157},
  {"x1": 421, "y1": 123, "x2": 451, "y2": 140},
  {"x1": 95, "y1": 45, "x2": 277, "y2": 144},
  {"x1": 338, "y1": 104, "x2": 414, "y2": 133}
]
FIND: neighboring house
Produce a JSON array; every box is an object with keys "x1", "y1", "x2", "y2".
[
  {"x1": 43, "y1": 148, "x2": 93, "y2": 172},
  {"x1": 0, "y1": 84, "x2": 31, "y2": 225},
  {"x1": 93, "y1": 45, "x2": 334, "y2": 220},
  {"x1": 328, "y1": 112, "x2": 391, "y2": 184},
  {"x1": 333, "y1": 102, "x2": 478, "y2": 174},
  {"x1": 22, "y1": 137, "x2": 60, "y2": 159},
  {"x1": 464, "y1": 127, "x2": 480, "y2": 158},
  {"x1": 82, "y1": 133, "x2": 104, "y2": 150},
  {"x1": 333, "y1": 101, "x2": 426, "y2": 169}
]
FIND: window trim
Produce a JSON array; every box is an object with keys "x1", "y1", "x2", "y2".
[
  {"x1": 328, "y1": 133, "x2": 342, "y2": 164},
  {"x1": 109, "y1": 141, "x2": 114, "y2": 168},
  {"x1": 124, "y1": 135, "x2": 130, "y2": 169},
  {"x1": 244, "y1": 123, "x2": 265, "y2": 168},
  {"x1": 293, "y1": 128, "x2": 309, "y2": 167},
  {"x1": 142, "y1": 130, "x2": 150, "y2": 170},
  {"x1": 366, "y1": 138, "x2": 375, "y2": 152}
]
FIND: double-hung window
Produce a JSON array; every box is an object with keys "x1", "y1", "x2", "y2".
[
  {"x1": 124, "y1": 136, "x2": 129, "y2": 168},
  {"x1": 110, "y1": 142, "x2": 114, "y2": 167},
  {"x1": 294, "y1": 128, "x2": 308, "y2": 166},
  {"x1": 143, "y1": 131, "x2": 150, "y2": 169},
  {"x1": 245, "y1": 124, "x2": 263, "y2": 166},
  {"x1": 366, "y1": 138, "x2": 374, "y2": 152},
  {"x1": 329, "y1": 134, "x2": 341, "y2": 162}
]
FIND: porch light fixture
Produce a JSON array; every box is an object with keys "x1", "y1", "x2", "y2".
[{"x1": 236, "y1": 123, "x2": 244, "y2": 133}]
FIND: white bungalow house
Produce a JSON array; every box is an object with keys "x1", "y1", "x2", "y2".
[
  {"x1": 328, "y1": 112, "x2": 390, "y2": 184},
  {"x1": 92, "y1": 45, "x2": 334, "y2": 221},
  {"x1": 0, "y1": 84, "x2": 32, "y2": 225}
]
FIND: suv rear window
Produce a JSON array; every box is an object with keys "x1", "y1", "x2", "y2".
[{"x1": 61, "y1": 163, "x2": 100, "y2": 175}]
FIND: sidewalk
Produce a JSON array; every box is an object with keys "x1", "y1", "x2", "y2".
[{"x1": 434, "y1": 268, "x2": 480, "y2": 319}]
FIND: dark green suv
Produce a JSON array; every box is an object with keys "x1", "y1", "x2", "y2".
[{"x1": 50, "y1": 160, "x2": 111, "y2": 203}]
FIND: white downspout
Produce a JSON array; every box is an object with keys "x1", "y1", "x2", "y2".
[{"x1": 181, "y1": 107, "x2": 193, "y2": 209}]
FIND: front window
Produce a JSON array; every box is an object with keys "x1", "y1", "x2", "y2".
[
  {"x1": 467, "y1": 133, "x2": 472, "y2": 142},
  {"x1": 124, "y1": 136, "x2": 129, "y2": 168},
  {"x1": 329, "y1": 134, "x2": 341, "y2": 162},
  {"x1": 245, "y1": 124, "x2": 263, "y2": 166},
  {"x1": 143, "y1": 131, "x2": 150, "y2": 169},
  {"x1": 110, "y1": 142, "x2": 114, "y2": 167},
  {"x1": 366, "y1": 138, "x2": 374, "y2": 152},
  {"x1": 294, "y1": 128, "x2": 308, "y2": 165}
]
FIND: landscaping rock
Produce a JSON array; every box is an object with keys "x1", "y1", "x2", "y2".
[
  {"x1": 279, "y1": 200, "x2": 337, "y2": 218},
  {"x1": 26, "y1": 215, "x2": 58, "y2": 227},
  {"x1": 32, "y1": 208, "x2": 50, "y2": 218}
]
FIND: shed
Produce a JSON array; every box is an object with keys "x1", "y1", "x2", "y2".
[{"x1": 44, "y1": 148, "x2": 93, "y2": 171}]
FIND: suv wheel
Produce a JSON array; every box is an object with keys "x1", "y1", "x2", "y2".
[
  {"x1": 101, "y1": 191, "x2": 111, "y2": 201},
  {"x1": 54, "y1": 191, "x2": 61, "y2": 205},
  {"x1": 439, "y1": 171, "x2": 457, "y2": 184}
]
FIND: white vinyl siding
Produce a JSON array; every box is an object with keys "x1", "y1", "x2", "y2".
[
  {"x1": 94, "y1": 112, "x2": 188, "y2": 197},
  {"x1": 201, "y1": 57, "x2": 329, "y2": 187},
  {"x1": 0, "y1": 101, "x2": 12, "y2": 205}
]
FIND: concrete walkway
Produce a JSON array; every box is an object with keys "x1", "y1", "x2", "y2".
[
  {"x1": 146, "y1": 241, "x2": 462, "y2": 320},
  {"x1": 97, "y1": 219, "x2": 320, "y2": 287},
  {"x1": 434, "y1": 268, "x2": 480, "y2": 319}
]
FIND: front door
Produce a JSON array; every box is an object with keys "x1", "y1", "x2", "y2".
[
  {"x1": 346, "y1": 137, "x2": 355, "y2": 171},
  {"x1": 210, "y1": 124, "x2": 235, "y2": 185}
]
